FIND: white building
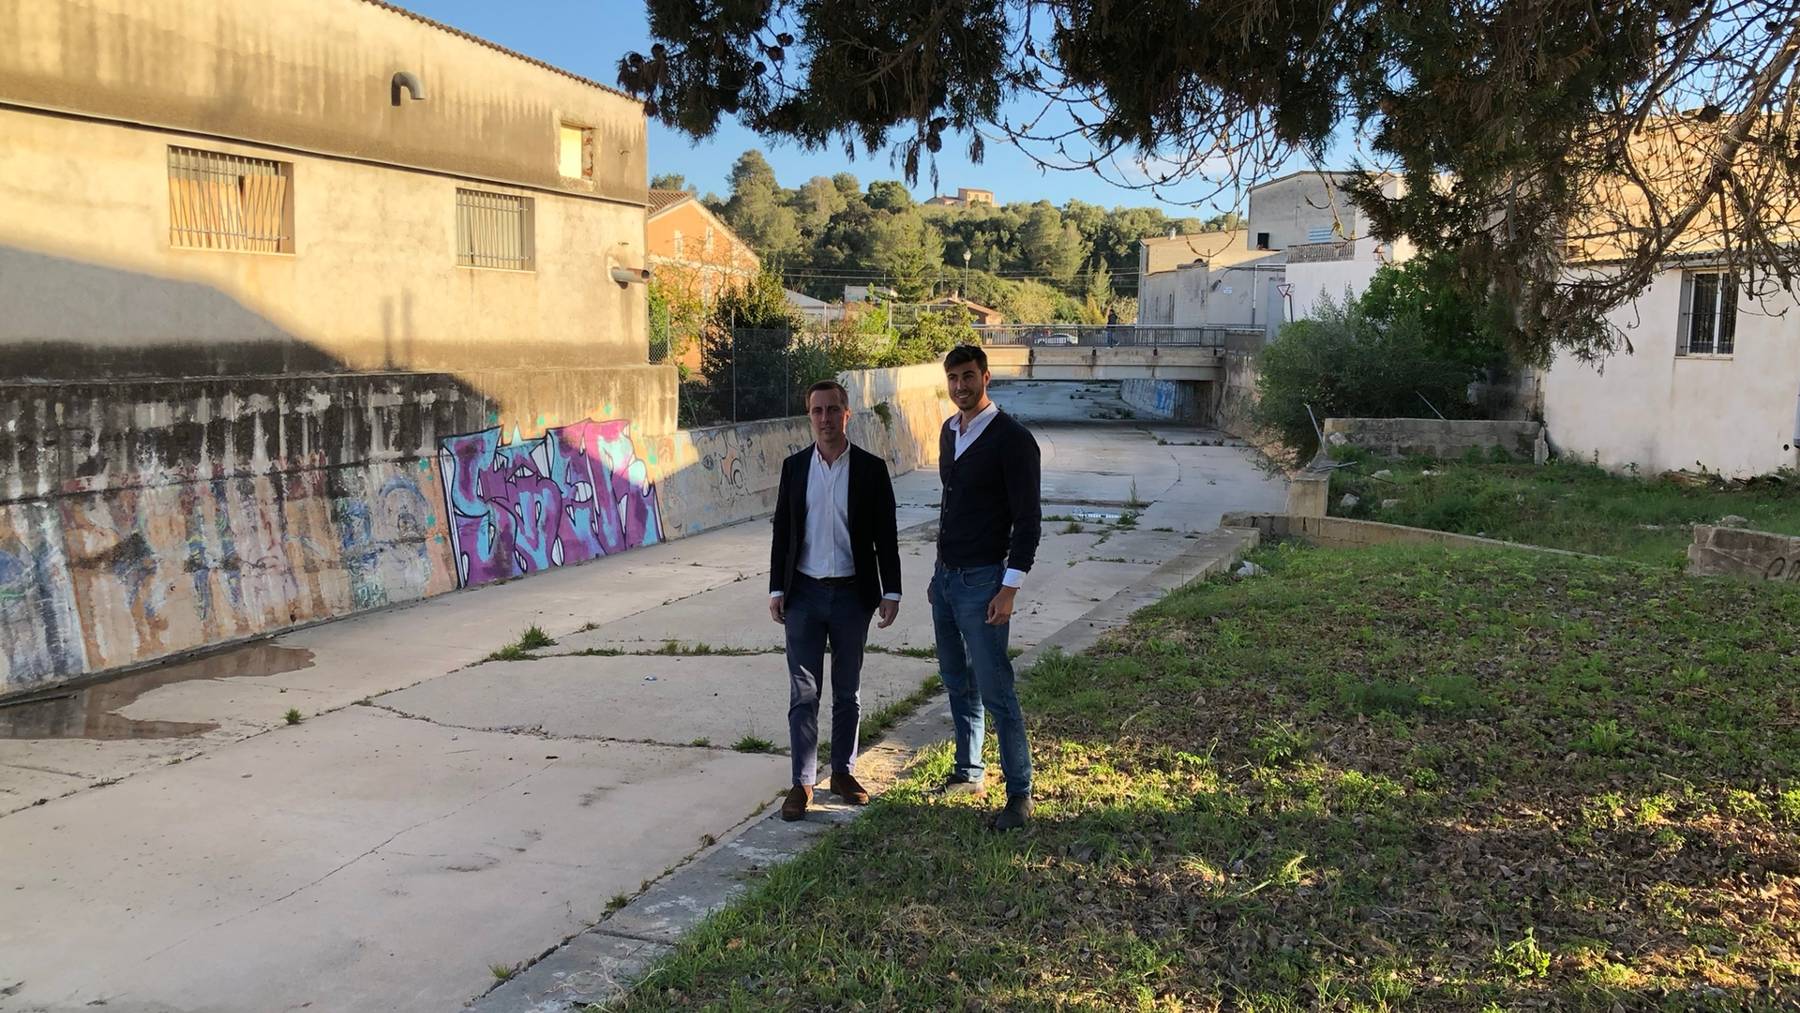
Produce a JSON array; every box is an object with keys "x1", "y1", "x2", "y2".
[
  {"x1": 1136, "y1": 171, "x2": 1408, "y2": 336},
  {"x1": 1541, "y1": 265, "x2": 1800, "y2": 478}
]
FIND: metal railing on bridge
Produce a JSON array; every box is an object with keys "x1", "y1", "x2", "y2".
[{"x1": 974, "y1": 323, "x2": 1267, "y2": 351}]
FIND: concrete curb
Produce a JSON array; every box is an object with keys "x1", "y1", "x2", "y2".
[{"x1": 467, "y1": 527, "x2": 1260, "y2": 1013}]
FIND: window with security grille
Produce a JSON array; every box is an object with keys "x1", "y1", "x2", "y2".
[
  {"x1": 455, "y1": 189, "x2": 535, "y2": 270},
  {"x1": 168, "y1": 147, "x2": 293, "y2": 252},
  {"x1": 1678, "y1": 270, "x2": 1738, "y2": 355}
]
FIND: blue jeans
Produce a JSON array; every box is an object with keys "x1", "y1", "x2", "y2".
[
  {"x1": 783, "y1": 576, "x2": 874, "y2": 787},
  {"x1": 931, "y1": 562, "x2": 1032, "y2": 798}
]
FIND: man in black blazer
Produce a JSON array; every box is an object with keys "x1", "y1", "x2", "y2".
[{"x1": 769, "y1": 379, "x2": 903, "y2": 821}]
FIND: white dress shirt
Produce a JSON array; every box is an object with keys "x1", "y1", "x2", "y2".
[
  {"x1": 772, "y1": 445, "x2": 900, "y2": 601},
  {"x1": 799, "y1": 447, "x2": 853, "y2": 579},
  {"x1": 946, "y1": 402, "x2": 1025, "y2": 590},
  {"x1": 949, "y1": 400, "x2": 1000, "y2": 460}
]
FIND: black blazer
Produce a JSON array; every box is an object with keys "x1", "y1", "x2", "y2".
[{"x1": 769, "y1": 444, "x2": 902, "y2": 610}]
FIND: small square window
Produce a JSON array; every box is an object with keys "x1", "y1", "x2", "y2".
[
  {"x1": 1678, "y1": 270, "x2": 1737, "y2": 356},
  {"x1": 559, "y1": 124, "x2": 593, "y2": 180}
]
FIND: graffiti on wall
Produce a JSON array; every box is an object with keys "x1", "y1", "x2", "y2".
[
  {"x1": 438, "y1": 419, "x2": 663, "y2": 588},
  {"x1": 0, "y1": 503, "x2": 89, "y2": 688}
]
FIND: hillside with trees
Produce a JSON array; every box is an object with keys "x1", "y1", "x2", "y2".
[{"x1": 653, "y1": 151, "x2": 1242, "y2": 324}]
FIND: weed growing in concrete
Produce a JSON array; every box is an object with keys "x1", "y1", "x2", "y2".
[
  {"x1": 732, "y1": 735, "x2": 778, "y2": 754},
  {"x1": 489, "y1": 963, "x2": 515, "y2": 982},
  {"x1": 518, "y1": 625, "x2": 556, "y2": 650},
  {"x1": 284, "y1": 708, "x2": 303, "y2": 725},
  {"x1": 1116, "y1": 511, "x2": 1140, "y2": 528},
  {"x1": 689, "y1": 737, "x2": 712, "y2": 748},
  {"x1": 699, "y1": 833, "x2": 717, "y2": 848},
  {"x1": 1062, "y1": 521, "x2": 1084, "y2": 534},
  {"x1": 606, "y1": 893, "x2": 630, "y2": 913},
  {"x1": 866, "y1": 645, "x2": 936, "y2": 659},
  {"x1": 484, "y1": 644, "x2": 534, "y2": 663},
  {"x1": 1126, "y1": 479, "x2": 1146, "y2": 509}
]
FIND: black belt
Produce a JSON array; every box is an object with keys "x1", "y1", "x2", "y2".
[{"x1": 800, "y1": 574, "x2": 857, "y2": 587}]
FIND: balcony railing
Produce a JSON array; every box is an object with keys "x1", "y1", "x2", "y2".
[{"x1": 973, "y1": 324, "x2": 1266, "y2": 350}]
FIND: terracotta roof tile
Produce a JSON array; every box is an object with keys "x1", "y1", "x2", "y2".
[{"x1": 648, "y1": 189, "x2": 694, "y2": 215}]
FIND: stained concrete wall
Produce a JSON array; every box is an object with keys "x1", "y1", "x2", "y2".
[
  {"x1": 0, "y1": 0, "x2": 646, "y2": 202},
  {"x1": 0, "y1": 108, "x2": 654, "y2": 378},
  {"x1": 0, "y1": 368, "x2": 951, "y2": 698},
  {"x1": 1, "y1": 0, "x2": 656, "y2": 379},
  {"x1": 1322, "y1": 418, "x2": 1545, "y2": 460},
  {"x1": 1688, "y1": 525, "x2": 1800, "y2": 582},
  {"x1": 1120, "y1": 379, "x2": 1207, "y2": 422},
  {"x1": 1540, "y1": 270, "x2": 1800, "y2": 478}
]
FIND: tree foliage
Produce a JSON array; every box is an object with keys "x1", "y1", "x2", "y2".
[
  {"x1": 622, "y1": 1, "x2": 1800, "y2": 360},
  {"x1": 694, "y1": 148, "x2": 1232, "y2": 321}
]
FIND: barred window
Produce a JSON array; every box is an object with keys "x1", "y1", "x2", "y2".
[
  {"x1": 456, "y1": 189, "x2": 534, "y2": 271},
  {"x1": 168, "y1": 147, "x2": 293, "y2": 252},
  {"x1": 1678, "y1": 271, "x2": 1738, "y2": 356}
]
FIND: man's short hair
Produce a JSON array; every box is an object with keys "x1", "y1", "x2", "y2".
[
  {"x1": 805, "y1": 379, "x2": 850, "y2": 408},
  {"x1": 944, "y1": 344, "x2": 987, "y2": 372}
]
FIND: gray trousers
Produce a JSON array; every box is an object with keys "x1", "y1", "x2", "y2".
[{"x1": 782, "y1": 575, "x2": 874, "y2": 786}]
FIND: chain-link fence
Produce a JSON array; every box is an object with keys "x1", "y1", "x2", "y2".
[{"x1": 679, "y1": 326, "x2": 843, "y2": 428}]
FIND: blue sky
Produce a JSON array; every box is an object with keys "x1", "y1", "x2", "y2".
[{"x1": 401, "y1": 0, "x2": 1344, "y2": 213}]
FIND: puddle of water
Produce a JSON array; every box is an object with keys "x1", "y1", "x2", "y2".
[{"x1": 0, "y1": 644, "x2": 315, "y2": 741}]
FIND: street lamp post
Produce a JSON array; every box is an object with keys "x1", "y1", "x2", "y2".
[{"x1": 962, "y1": 248, "x2": 971, "y2": 297}]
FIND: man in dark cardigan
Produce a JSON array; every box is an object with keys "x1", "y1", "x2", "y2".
[
  {"x1": 929, "y1": 345, "x2": 1042, "y2": 831},
  {"x1": 768, "y1": 380, "x2": 903, "y2": 821}
]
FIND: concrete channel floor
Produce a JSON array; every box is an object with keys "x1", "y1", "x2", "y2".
[{"x1": 0, "y1": 381, "x2": 1285, "y2": 1013}]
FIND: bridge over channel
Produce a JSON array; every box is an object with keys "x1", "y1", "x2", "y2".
[{"x1": 982, "y1": 344, "x2": 1224, "y2": 382}]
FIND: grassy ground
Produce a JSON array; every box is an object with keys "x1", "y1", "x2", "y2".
[
  {"x1": 602, "y1": 544, "x2": 1800, "y2": 1011},
  {"x1": 1327, "y1": 452, "x2": 1800, "y2": 565}
]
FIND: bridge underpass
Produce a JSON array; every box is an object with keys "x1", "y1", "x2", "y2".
[{"x1": 980, "y1": 346, "x2": 1222, "y2": 423}]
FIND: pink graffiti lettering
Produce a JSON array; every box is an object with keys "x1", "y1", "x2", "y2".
[{"x1": 438, "y1": 420, "x2": 662, "y2": 588}]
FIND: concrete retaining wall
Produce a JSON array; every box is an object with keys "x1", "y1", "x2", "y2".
[
  {"x1": 1221, "y1": 513, "x2": 1578, "y2": 556},
  {"x1": 1688, "y1": 525, "x2": 1800, "y2": 582},
  {"x1": 1323, "y1": 417, "x2": 1545, "y2": 461},
  {"x1": 1120, "y1": 378, "x2": 1208, "y2": 422},
  {"x1": 0, "y1": 367, "x2": 950, "y2": 697}
]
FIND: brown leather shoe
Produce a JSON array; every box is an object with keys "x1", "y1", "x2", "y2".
[
  {"x1": 780, "y1": 784, "x2": 812, "y2": 821},
  {"x1": 829, "y1": 770, "x2": 870, "y2": 805}
]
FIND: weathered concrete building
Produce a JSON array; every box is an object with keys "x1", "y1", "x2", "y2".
[
  {"x1": 0, "y1": 0, "x2": 680, "y2": 693},
  {"x1": 1540, "y1": 268, "x2": 1800, "y2": 478}
]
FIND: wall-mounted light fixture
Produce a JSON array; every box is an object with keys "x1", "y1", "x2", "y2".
[{"x1": 391, "y1": 71, "x2": 426, "y2": 106}]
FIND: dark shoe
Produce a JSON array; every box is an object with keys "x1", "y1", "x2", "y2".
[
  {"x1": 990, "y1": 795, "x2": 1033, "y2": 832},
  {"x1": 830, "y1": 770, "x2": 870, "y2": 805},
  {"x1": 936, "y1": 773, "x2": 986, "y2": 798},
  {"x1": 781, "y1": 785, "x2": 812, "y2": 821}
]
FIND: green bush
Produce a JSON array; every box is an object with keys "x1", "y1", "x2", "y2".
[{"x1": 1253, "y1": 296, "x2": 1490, "y2": 463}]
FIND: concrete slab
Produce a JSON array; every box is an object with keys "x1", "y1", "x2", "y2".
[
  {"x1": 474, "y1": 932, "x2": 672, "y2": 1013},
  {"x1": 0, "y1": 706, "x2": 784, "y2": 1013},
  {"x1": 376, "y1": 652, "x2": 940, "y2": 752}
]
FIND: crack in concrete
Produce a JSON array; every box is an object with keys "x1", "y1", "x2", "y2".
[{"x1": 363, "y1": 704, "x2": 791, "y2": 754}]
